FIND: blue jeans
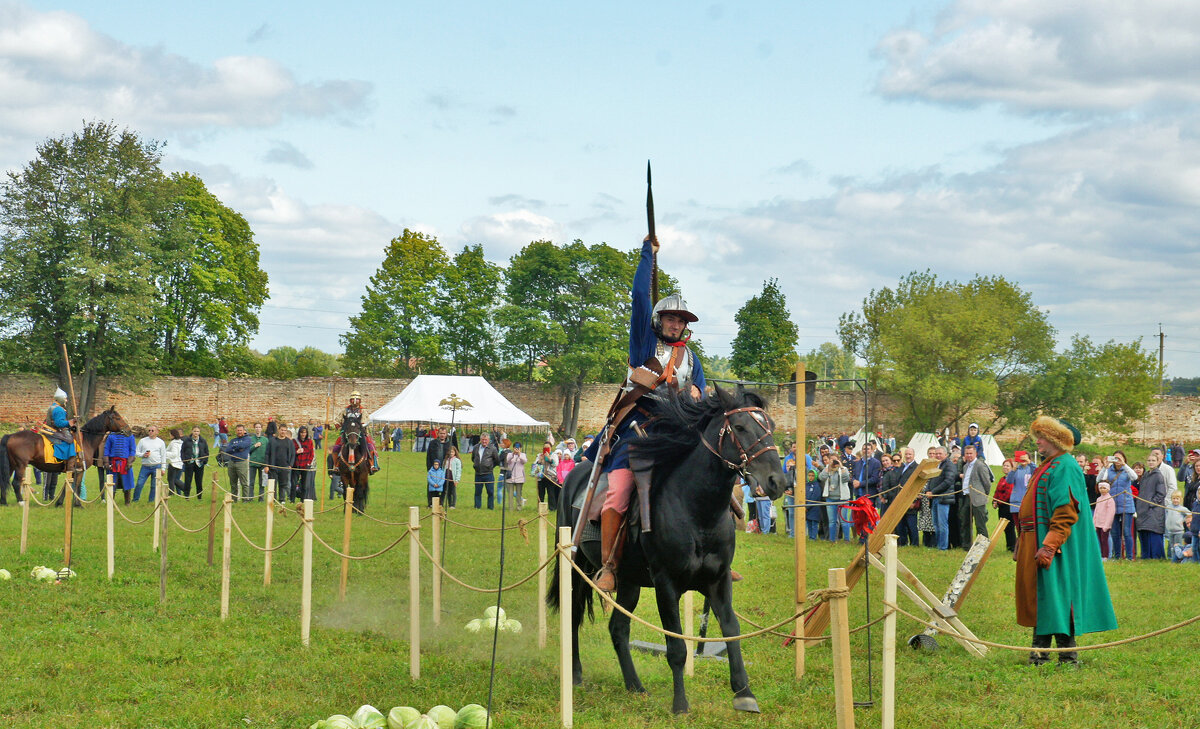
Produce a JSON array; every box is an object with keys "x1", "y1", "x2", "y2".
[
  {"x1": 134, "y1": 465, "x2": 159, "y2": 502},
  {"x1": 755, "y1": 498, "x2": 772, "y2": 534},
  {"x1": 825, "y1": 504, "x2": 852, "y2": 541},
  {"x1": 1111, "y1": 513, "x2": 1136, "y2": 559},
  {"x1": 474, "y1": 472, "x2": 495, "y2": 509},
  {"x1": 784, "y1": 493, "x2": 795, "y2": 538},
  {"x1": 806, "y1": 518, "x2": 820, "y2": 539},
  {"x1": 933, "y1": 501, "x2": 951, "y2": 550}
]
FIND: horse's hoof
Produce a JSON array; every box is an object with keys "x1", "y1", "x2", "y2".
[
  {"x1": 733, "y1": 696, "x2": 760, "y2": 713},
  {"x1": 625, "y1": 683, "x2": 646, "y2": 694},
  {"x1": 671, "y1": 702, "x2": 689, "y2": 715}
]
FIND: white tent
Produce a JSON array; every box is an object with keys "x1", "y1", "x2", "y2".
[
  {"x1": 905, "y1": 432, "x2": 941, "y2": 459},
  {"x1": 979, "y1": 434, "x2": 1006, "y2": 464},
  {"x1": 368, "y1": 375, "x2": 549, "y2": 428},
  {"x1": 850, "y1": 427, "x2": 881, "y2": 455}
]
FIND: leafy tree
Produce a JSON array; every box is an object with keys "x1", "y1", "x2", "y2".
[
  {"x1": 700, "y1": 353, "x2": 735, "y2": 380},
  {"x1": 838, "y1": 271, "x2": 1054, "y2": 432},
  {"x1": 154, "y1": 172, "x2": 268, "y2": 375},
  {"x1": 255, "y1": 346, "x2": 341, "y2": 380},
  {"x1": 993, "y1": 336, "x2": 1157, "y2": 437},
  {"x1": 0, "y1": 122, "x2": 165, "y2": 415},
  {"x1": 802, "y1": 341, "x2": 860, "y2": 389},
  {"x1": 340, "y1": 229, "x2": 447, "y2": 376},
  {"x1": 1166, "y1": 377, "x2": 1200, "y2": 396},
  {"x1": 440, "y1": 244, "x2": 501, "y2": 375},
  {"x1": 730, "y1": 278, "x2": 799, "y2": 383}
]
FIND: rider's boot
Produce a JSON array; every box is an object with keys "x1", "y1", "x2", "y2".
[{"x1": 595, "y1": 507, "x2": 622, "y2": 593}]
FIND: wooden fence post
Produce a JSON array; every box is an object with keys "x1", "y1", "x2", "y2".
[
  {"x1": 207, "y1": 472, "x2": 219, "y2": 567},
  {"x1": 340, "y1": 486, "x2": 355, "y2": 600},
  {"x1": 558, "y1": 526, "x2": 573, "y2": 729},
  {"x1": 20, "y1": 468, "x2": 32, "y2": 555},
  {"x1": 263, "y1": 481, "x2": 275, "y2": 586},
  {"x1": 882, "y1": 534, "x2": 898, "y2": 729},
  {"x1": 795, "y1": 360, "x2": 807, "y2": 679},
  {"x1": 63, "y1": 468, "x2": 75, "y2": 565},
  {"x1": 106, "y1": 475, "x2": 115, "y2": 579},
  {"x1": 159, "y1": 490, "x2": 170, "y2": 603},
  {"x1": 302, "y1": 499, "x2": 314, "y2": 647},
  {"x1": 684, "y1": 591, "x2": 695, "y2": 677},
  {"x1": 152, "y1": 469, "x2": 162, "y2": 552},
  {"x1": 221, "y1": 494, "x2": 232, "y2": 620},
  {"x1": 537, "y1": 501, "x2": 548, "y2": 649},
  {"x1": 829, "y1": 567, "x2": 855, "y2": 729},
  {"x1": 409, "y1": 506, "x2": 420, "y2": 679},
  {"x1": 432, "y1": 496, "x2": 442, "y2": 625}
]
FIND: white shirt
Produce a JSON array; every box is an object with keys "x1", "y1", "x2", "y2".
[
  {"x1": 961, "y1": 459, "x2": 976, "y2": 495},
  {"x1": 137, "y1": 437, "x2": 167, "y2": 467},
  {"x1": 165, "y1": 439, "x2": 184, "y2": 469}
]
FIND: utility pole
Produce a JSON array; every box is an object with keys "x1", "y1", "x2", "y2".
[{"x1": 1159, "y1": 323, "x2": 1165, "y2": 395}]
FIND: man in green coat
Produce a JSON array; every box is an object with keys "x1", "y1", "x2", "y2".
[
  {"x1": 249, "y1": 422, "x2": 270, "y2": 502},
  {"x1": 1015, "y1": 416, "x2": 1118, "y2": 665}
]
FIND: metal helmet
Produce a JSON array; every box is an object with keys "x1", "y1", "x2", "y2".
[
  {"x1": 349, "y1": 391, "x2": 362, "y2": 401},
  {"x1": 53, "y1": 388, "x2": 68, "y2": 403},
  {"x1": 651, "y1": 294, "x2": 698, "y2": 338}
]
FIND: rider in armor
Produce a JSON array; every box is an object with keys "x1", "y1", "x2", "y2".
[
  {"x1": 585, "y1": 235, "x2": 706, "y2": 592},
  {"x1": 44, "y1": 388, "x2": 76, "y2": 443},
  {"x1": 335, "y1": 391, "x2": 379, "y2": 473}
]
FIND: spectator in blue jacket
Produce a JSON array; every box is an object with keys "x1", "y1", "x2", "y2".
[
  {"x1": 851, "y1": 441, "x2": 881, "y2": 499},
  {"x1": 961, "y1": 423, "x2": 985, "y2": 462},
  {"x1": 221, "y1": 425, "x2": 255, "y2": 499},
  {"x1": 1104, "y1": 451, "x2": 1138, "y2": 560},
  {"x1": 427, "y1": 459, "x2": 446, "y2": 508},
  {"x1": 103, "y1": 431, "x2": 137, "y2": 504}
]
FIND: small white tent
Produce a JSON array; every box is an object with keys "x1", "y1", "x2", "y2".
[
  {"x1": 905, "y1": 432, "x2": 941, "y2": 459},
  {"x1": 979, "y1": 434, "x2": 1006, "y2": 464},
  {"x1": 850, "y1": 427, "x2": 881, "y2": 455},
  {"x1": 368, "y1": 375, "x2": 549, "y2": 427}
]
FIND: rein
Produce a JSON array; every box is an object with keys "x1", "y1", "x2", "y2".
[{"x1": 700, "y1": 405, "x2": 776, "y2": 473}]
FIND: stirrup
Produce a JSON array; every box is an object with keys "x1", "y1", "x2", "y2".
[
  {"x1": 730, "y1": 569, "x2": 744, "y2": 583},
  {"x1": 595, "y1": 565, "x2": 617, "y2": 593}
]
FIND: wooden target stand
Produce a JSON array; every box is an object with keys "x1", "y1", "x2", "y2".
[{"x1": 801, "y1": 459, "x2": 995, "y2": 659}]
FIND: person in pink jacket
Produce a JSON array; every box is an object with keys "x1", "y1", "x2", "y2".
[
  {"x1": 1093, "y1": 481, "x2": 1116, "y2": 559},
  {"x1": 504, "y1": 442, "x2": 528, "y2": 510}
]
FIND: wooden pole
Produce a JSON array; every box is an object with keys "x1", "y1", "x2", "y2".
[
  {"x1": 106, "y1": 476, "x2": 115, "y2": 579},
  {"x1": 409, "y1": 505, "x2": 420, "y2": 679},
  {"x1": 828, "y1": 567, "x2": 855, "y2": 729},
  {"x1": 263, "y1": 480, "x2": 275, "y2": 586},
  {"x1": 558, "y1": 526, "x2": 573, "y2": 729},
  {"x1": 683, "y1": 591, "x2": 695, "y2": 677},
  {"x1": 152, "y1": 468, "x2": 162, "y2": 551},
  {"x1": 207, "y1": 472, "x2": 218, "y2": 566},
  {"x1": 20, "y1": 467, "x2": 32, "y2": 555},
  {"x1": 159, "y1": 490, "x2": 170, "y2": 603},
  {"x1": 882, "y1": 535, "x2": 898, "y2": 729},
  {"x1": 432, "y1": 496, "x2": 443, "y2": 626},
  {"x1": 63, "y1": 466, "x2": 75, "y2": 565},
  {"x1": 339, "y1": 486, "x2": 356, "y2": 600},
  {"x1": 221, "y1": 494, "x2": 232, "y2": 620},
  {"x1": 537, "y1": 501, "x2": 548, "y2": 648},
  {"x1": 302, "y1": 498, "x2": 314, "y2": 647},
  {"x1": 795, "y1": 360, "x2": 807, "y2": 679}
]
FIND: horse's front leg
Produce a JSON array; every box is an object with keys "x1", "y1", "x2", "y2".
[
  {"x1": 608, "y1": 578, "x2": 645, "y2": 693},
  {"x1": 705, "y1": 576, "x2": 759, "y2": 713},
  {"x1": 652, "y1": 582, "x2": 689, "y2": 714}
]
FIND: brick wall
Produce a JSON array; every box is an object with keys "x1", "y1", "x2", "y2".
[{"x1": 1, "y1": 373, "x2": 1195, "y2": 444}]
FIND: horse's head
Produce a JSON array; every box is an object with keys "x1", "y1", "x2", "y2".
[
  {"x1": 710, "y1": 384, "x2": 786, "y2": 501},
  {"x1": 105, "y1": 406, "x2": 131, "y2": 435}
]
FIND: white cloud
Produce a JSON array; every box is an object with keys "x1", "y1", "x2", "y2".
[
  {"x1": 458, "y1": 209, "x2": 564, "y2": 259},
  {"x1": 875, "y1": 0, "x2": 1200, "y2": 114},
  {"x1": 0, "y1": 3, "x2": 370, "y2": 145},
  {"x1": 263, "y1": 140, "x2": 314, "y2": 169}
]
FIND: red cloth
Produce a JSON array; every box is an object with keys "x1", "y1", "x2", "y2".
[
  {"x1": 848, "y1": 496, "x2": 880, "y2": 537},
  {"x1": 294, "y1": 438, "x2": 315, "y2": 469},
  {"x1": 109, "y1": 457, "x2": 129, "y2": 475}
]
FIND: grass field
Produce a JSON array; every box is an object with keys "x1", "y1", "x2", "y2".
[{"x1": 1, "y1": 448, "x2": 1198, "y2": 728}]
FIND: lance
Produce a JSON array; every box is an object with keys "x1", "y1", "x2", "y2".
[
  {"x1": 647, "y1": 160, "x2": 658, "y2": 303},
  {"x1": 59, "y1": 342, "x2": 84, "y2": 573}
]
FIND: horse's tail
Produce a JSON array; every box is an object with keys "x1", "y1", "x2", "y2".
[
  {"x1": 546, "y1": 463, "x2": 594, "y2": 623},
  {"x1": 0, "y1": 435, "x2": 10, "y2": 485}
]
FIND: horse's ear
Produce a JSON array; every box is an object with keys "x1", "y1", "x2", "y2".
[{"x1": 713, "y1": 383, "x2": 734, "y2": 409}]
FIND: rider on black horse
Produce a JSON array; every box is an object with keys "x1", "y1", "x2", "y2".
[
  {"x1": 581, "y1": 235, "x2": 707, "y2": 593},
  {"x1": 335, "y1": 391, "x2": 379, "y2": 474}
]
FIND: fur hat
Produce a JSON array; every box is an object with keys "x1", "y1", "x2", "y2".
[{"x1": 1030, "y1": 416, "x2": 1081, "y2": 453}]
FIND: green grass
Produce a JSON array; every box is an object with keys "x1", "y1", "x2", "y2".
[{"x1": 1, "y1": 449, "x2": 1198, "y2": 728}]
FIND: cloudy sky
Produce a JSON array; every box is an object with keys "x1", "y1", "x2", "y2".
[{"x1": 4, "y1": 1, "x2": 1200, "y2": 376}]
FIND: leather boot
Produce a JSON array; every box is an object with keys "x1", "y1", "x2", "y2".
[
  {"x1": 1028, "y1": 633, "x2": 1051, "y2": 665},
  {"x1": 595, "y1": 508, "x2": 622, "y2": 592},
  {"x1": 1057, "y1": 634, "x2": 1079, "y2": 665},
  {"x1": 123, "y1": 489, "x2": 131, "y2": 506}
]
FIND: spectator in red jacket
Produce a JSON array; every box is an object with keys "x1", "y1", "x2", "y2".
[{"x1": 294, "y1": 426, "x2": 316, "y2": 501}]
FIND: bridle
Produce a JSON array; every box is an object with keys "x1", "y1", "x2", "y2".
[{"x1": 700, "y1": 405, "x2": 777, "y2": 474}]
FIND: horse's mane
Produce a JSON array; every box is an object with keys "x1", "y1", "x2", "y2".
[
  {"x1": 633, "y1": 389, "x2": 769, "y2": 473},
  {"x1": 80, "y1": 406, "x2": 116, "y2": 434}
]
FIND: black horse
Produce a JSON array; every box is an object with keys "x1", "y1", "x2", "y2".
[
  {"x1": 548, "y1": 384, "x2": 786, "y2": 715},
  {"x1": 335, "y1": 418, "x2": 371, "y2": 514}
]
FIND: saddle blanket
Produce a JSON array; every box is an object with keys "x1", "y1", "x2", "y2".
[{"x1": 40, "y1": 434, "x2": 76, "y2": 464}]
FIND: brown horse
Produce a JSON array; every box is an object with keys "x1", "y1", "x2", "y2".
[
  {"x1": 335, "y1": 422, "x2": 371, "y2": 514},
  {"x1": 0, "y1": 406, "x2": 131, "y2": 507}
]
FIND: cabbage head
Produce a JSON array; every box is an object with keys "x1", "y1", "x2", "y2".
[
  {"x1": 352, "y1": 704, "x2": 387, "y2": 728},
  {"x1": 483, "y1": 605, "x2": 506, "y2": 622},
  {"x1": 504, "y1": 619, "x2": 522, "y2": 634},
  {"x1": 465, "y1": 618, "x2": 482, "y2": 633},
  {"x1": 0, "y1": 568, "x2": 11, "y2": 580},
  {"x1": 426, "y1": 705, "x2": 457, "y2": 729},
  {"x1": 387, "y1": 706, "x2": 421, "y2": 729},
  {"x1": 453, "y1": 704, "x2": 492, "y2": 729},
  {"x1": 324, "y1": 715, "x2": 356, "y2": 729},
  {"x1": 409, "y1": 715, "x2": 439, "y2": 729}
]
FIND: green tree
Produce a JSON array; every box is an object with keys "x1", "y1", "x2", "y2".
[
  {"x1": 993, "y1": 336, "x2": 1157, "y2": 437},
  {"x1": 730, "y1": 278, "x2": 799, "y2": 383},
  {"x1": 440, "y1": 244, "x2": 501, "y2": 375},
  {"x1": 838, "y1": 271, "x2": 1054, "y2": 432},
  {"x1": 154, "y1": 172, "x2": 268, "y2": 374},
  {"x1": 803, "y1": 341, "x2": 860, "y2": 389},
  {"x1": 255, "y1": 346, "x2": 341, "y2": 379},
  {"x1": 340, "y1": 229, "x2": 448, "y2": 377},
  {"x1": 0, "y1": 122, "x2": 165, "y2": 415}
]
